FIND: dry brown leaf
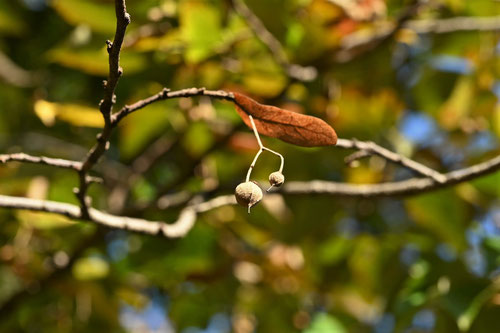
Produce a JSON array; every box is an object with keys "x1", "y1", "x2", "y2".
[{"x1": 233, "y1": 92, "x2": 337, "y2": 147}]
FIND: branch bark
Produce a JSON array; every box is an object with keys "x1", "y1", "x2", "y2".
[
  {"x1": 0, "y1": 153, "x2": 82, "y2": 170},
  {"x1": 112, "y1": 87, "x2": 234, "y2": 124},
  {"x1": 75, "y1": 0, "x2": 130, "y2": 219},
  {"x1": 283, "y1": 153, "x2": 500, "y2": 197},
  {"x1": 336, "y1": 138, "x2": 447, "y2": 183},
  {"x1": 0, "y1": 194, "x2": 235, "y2": 238},
  {"x1": 1, "y1": 152, "x2": 499, "y2": 236}
]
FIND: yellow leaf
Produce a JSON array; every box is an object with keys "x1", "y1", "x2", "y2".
[
  {"x1": 34, "y1": 100, "x2": 57, "y2": 126},
  {"x1": 438, "y1": 76, "x2": 474, "y2": 130},
  {"x1": 396, "y1": 28, "x2": 419, "y2": 45},
  {"x1": 243, "y1": 73, "x2": 288, "y2": 98},
  {"x1": 493, "y1": 103, "x2": 500, "y2": 137},
  {"x1": 116, "y1": 288, "x2": 149, "y2": 309},
  {"x1": 34, "y1": 100, "x2": 104, "y2": 128},
  {"x1": 16, "y1": 211, "x2": 76, "y2": 229},
  {"x1": 73, "y1": 257, "x2": 110, "y2": 280},
  {"x1": 346, "y1": 165, "x2": 382, "y2": 184},
  {"x1": 47, "y1": 47, "x2": 146, "y2": 76}
]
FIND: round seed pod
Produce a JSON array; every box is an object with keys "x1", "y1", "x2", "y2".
[
  {"x1": 268, "y1": 171, "x2": 285, "y2": 188},
  {"x1": 235, "y1": 181, "x2": 263, "y2": 213}
]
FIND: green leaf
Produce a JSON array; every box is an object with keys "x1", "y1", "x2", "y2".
[
  {"x1": 457, "y1": 281, "x2": 500, "y2": 331},
  {"x1": 303, "y1": 313, "x2": 347, "y2": 333},
  {"x1": 119, "y1": 102, "x2": 175, "y2": 160},
  {"x1": 51, "y1": 0, "x2": 116, "y2": 34},
  {"x1": 182, "y1": 121, "x2": 214, "y2": 157},
  {"x1": 406, "y1": 190, "x2": 468, "y2": 250},
  {"x1": 47, "y1": 46, "x2": 146, "y2": 76},
  {"x1": 180, "y1": 0, "x2": 222, "y2": 63},
  {"x1": 0, "y1": 3, "x2": 27, "y2": 36},
  {"x1": 72, "y1": 257, "x2": 110, "y2": 280},
  {"x1": 16, "y1": 211, "x2": 76, "y2": 229},
  {"x1": 438, "y1": 76, "x2": 474, "y2": 130},
  {"x1": 472, "y1": 171, "x2": 500, "y2": 197},
  {"x1": 317, "y1": 236, "x2": 352, "y2": 265}
]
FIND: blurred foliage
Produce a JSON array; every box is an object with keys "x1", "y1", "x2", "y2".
[{"x1": 0, "y1": 0, "x2": 499, "y2": 332}]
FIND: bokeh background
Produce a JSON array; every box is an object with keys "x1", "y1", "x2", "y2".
[{"x1": 0, "y1": 0, "x2": 500, "y2": 332}]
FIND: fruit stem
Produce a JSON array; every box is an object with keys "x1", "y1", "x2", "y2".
[{"x1": 246, "y1": 115, "x2": 285, "y2": 181}]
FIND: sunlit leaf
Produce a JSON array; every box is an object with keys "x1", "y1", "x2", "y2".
[
  {"x1": 72, "y1": 257, "x2": 110, "y2": 280},
  {"x1": 304, "y1": 313, "x2": 347, "y2": 333},
  {"x1": 438, "y1": 76, "x2": 474, "y2": 130},
  {"x1": 345, "y1": 165, "x2": 382, "y2": 184},
  {"x1": 34, "y1": 100, "x2": 104, "y2": 128},
  {"x1": 334, "y1": 87, "x2": 403, "y2": 139},
  {"x1": 242, "y1": 73, "x2": 288, "y2": 98},
  {"x1": 47, "y1": 46, "x2": 146, "y2": 76},
  {"x1": 493, "y1": 103, "x2": 500, "y2": 138},
  {"x1": 16, "y1": 211, "x2": 76, "y2": 229},
  {"x1": 179, "y1": 0, "x2": 222, "y2": 63}
]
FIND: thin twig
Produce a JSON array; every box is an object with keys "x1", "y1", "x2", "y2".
[
  {"x1": 0, "y1": 153, "x2": 82, "y2": 170},
  {"x1": 407, "y1": 15, "x2": 500, "y2": 34},
  {"x1": 283, "y1": 153, "x2": 500, "y2": 197},
  {"x1": 112, "y1": 87, "x2": 235, "y2": 124},
  {"x1": 245, "y1": 115, "x2": 285, "y2": 183},
  {"x1": 0, "y1": 153, "x2": 102, "y2": 184},
  {"x1": 334, "y1": 0, "x2": 425, "y2": 62},
  {"x1": 246, "y1": 149, "x2": 263, "y2": 182},
  {"x1": 231, "y1": 0, "x2": 317, "y2": 81},
  {"x1": 343, "y1": 150, "x2": 372, "y2": 166},
  {"x1": 75, "y1": 0, "x2": 131, "y2": 218},
  {"x1": 336, "y1": 138, "x2": 447, "y2": 183},
  {"x1": 0, "y1": 51, "x2": 39, "y2": 87},
  {"x1": 337, "y1": 14, "x2": 500, "y2": 62},
  {"x1": 263, "y1": 147, "x2": 284, "y2": 173}
]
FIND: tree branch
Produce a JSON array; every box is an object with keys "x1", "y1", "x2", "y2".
[
  {"x1": 334, "y1": 0, "x2": 425, "y2": 62},
  {"x1": 0, "y1": 153, "x2": 82, "y2": 170},
  {"x1": 337, "y1": 15, "x2": 500, "y2": 61},
  {"x1": 0, "y1": 51, "x2": 39, "y2": 87},
  {"x1": 0, "y1": 153, "x2": 102, "y2": 184},
  {"x1": 75, "y1": 0, "x2": 131, "y2": 218},
  {"x1": 283, "y1": 153, "x2": 500, "y2": 197},
  {"x1": 112, "y1": 87, "x2": 235, "y2": 124},
  {"x1": 336, "y1": 138, "x2": 447, "y2": 183},
  {"x1": 1, "y1": 153, "x2": 499, "y2": 236},
  {"x1": 0, "y1": 194, "x2": 235, "y2": 238}
]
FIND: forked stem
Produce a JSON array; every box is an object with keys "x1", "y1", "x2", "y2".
[{"x1": 246, "y1": 116, "x2": 285, "y2": 182}]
